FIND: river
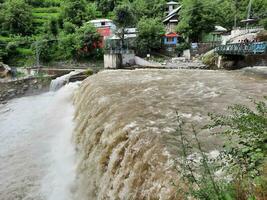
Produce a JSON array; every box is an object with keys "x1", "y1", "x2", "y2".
[{"x1": 0, "y1": 69, "x2": 266, "y2": 200}]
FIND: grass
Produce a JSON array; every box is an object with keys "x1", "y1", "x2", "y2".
[
  {"x1": 0, "y1": 36, "x2": 12, "y2": 42},
  {"x1": 32, "y1": 7, "x2": 59, "y2": 13},
  {"x1": 32, "y1": 12, "x2": 59, "y2": 19},
  {"x1": 17, "y1": 48, "x2": 33, "y2": 56}
]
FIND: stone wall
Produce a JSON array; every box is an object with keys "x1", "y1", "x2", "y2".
[{"x1": 0, "y1": 76, "x2": 52, "y2": 102}]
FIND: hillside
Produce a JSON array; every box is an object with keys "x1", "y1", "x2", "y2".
[{"x1": 0, "y1": 0, "x2": 266, "y2": 67}]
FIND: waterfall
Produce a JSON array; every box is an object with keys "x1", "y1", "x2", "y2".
[
  {"x1": 50, "y1": 70, "x2": 83, "y2": 91},
  {"x1": 72, "y1": 69, "x2": 266, "y2": 200},
  {"x1": 0, "y1": 83, "x2": 79, "y2": 200},
  {"x1": 0, "y1": 69, "x2": 266, "y2": 200}
]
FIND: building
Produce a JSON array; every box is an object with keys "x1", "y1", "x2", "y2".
[
  {"x1": 163, "y1": 1, "x2": 182, "y2": 32},
  {"x1": 201, "y1": 26, "x2": 228, "y2": 44},
  {"x1": 163, "y1": 32, "x2": 179, "y2": 48},
  {"x1": 162, "y1": 1, "x2": 182, "y2": 52},
  {"x1": 89, "y1": 19, "x2": 116, "y2": 47}
]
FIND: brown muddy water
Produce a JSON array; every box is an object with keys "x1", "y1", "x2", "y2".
[{"x1": 0, "y1": 69, "x2": 266, "y2": 200}]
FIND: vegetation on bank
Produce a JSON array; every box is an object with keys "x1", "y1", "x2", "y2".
[
  {"x1": 0, "y1": 0, "x2": 266, "y2": 66},
  {"x1": 176, "y1": 97, "x2": 267, "y2": 200}
]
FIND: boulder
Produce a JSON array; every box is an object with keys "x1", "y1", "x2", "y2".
[
  {"x1": 256, "y1": 30, "x2": 267, "y2": 41},
  {"x1": 0, "y1": 62, "x2": 12, "y2": 79}
]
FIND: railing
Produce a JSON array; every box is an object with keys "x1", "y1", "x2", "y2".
[
  {"x1": 215, "y1": 42, "x2": 267, "y2": 55},
  {"x1": 104, "y1": 49, "x2": 135, "y2": 54}
]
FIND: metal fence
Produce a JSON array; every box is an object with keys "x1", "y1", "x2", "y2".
[{"x1": 215, "y1": 42, "x2": 267, "y2": 55}]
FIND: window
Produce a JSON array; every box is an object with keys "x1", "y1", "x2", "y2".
[
  {"x1": 101, "y1": 22, "x2": 106, "y2": 26},
  {"x1": 167, "y1": 37, "x2": 174, "y2": 42}
]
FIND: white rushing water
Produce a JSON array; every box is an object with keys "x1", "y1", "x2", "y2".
[
  {"x1": 50, "y1": 70, "x2": 83, "y2": 91},
  {"x1": 0, "y1": 82, "x2": 79, "y2": 200}
]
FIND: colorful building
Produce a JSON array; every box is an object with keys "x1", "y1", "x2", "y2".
[
  {"x1": 162, "y1": 1, "x2": 182, "y2": 52},
  {"x1": 89, "y1": 19, "x2": 116, "y2": 48},
  {"x1": 163, "y1": 32, "x2": 179, "y2": 45}
]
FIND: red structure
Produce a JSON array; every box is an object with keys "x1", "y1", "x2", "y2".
[
  {"x1": 89, "y1": 19, "x2": 115, "y2": 48},
  {"x1": 97, "y1": 27, "x2": 112, "y2": 48}
]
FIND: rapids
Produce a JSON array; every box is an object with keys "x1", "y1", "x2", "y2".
[
  {"x1": 0, "y1": 83, "x2": 79, "y2": 200},
  {"x1": 0, "y1": 69, "x2": 266, "y2": 200},
  {"x1": 73, "y1": 69, "x2": 266, "y2": 200}
]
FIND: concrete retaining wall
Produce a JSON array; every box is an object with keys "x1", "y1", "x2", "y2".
[
  {"x1": 0, "y1": 76, "x2": 52, "y2": 102},
  {"x1": 104, "y1": 54, "x2": 122, "y2": 69}
]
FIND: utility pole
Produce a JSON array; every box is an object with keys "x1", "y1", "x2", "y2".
[
  {"x1": 246, "y1": 0, "x2": 253, "y2": 29},
  {"x1": 34, "y1": 41, "x2": 41, "y2": 74},
  {"x1": 234, "y1": 0, "x2": 237, "y2": 29}
]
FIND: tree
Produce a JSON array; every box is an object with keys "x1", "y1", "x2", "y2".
[
  {"x1": 114, "y1": 3, "x2": 135, "y2": 48},
  {"x1": 75, "y1": 23, "x2": 101, "y2": 58},
  {"x1": 63, "y1": 22, "x2": 77, "y2": 34},
  {"x1": 44, "y1": 17, "x2": 59, "y2": 37},
  {"x1": 132, "y1": 0, "x2": 167, "y2": 21},
  {"x1": 1, "y1": 0, "x2": 33, "y2": 35},
  {"x1": 58, "y1": 33, "x2": 78, "y2": 59},
  {"x1": 86, "y1": 2, "x2": 102, "y2": 20},
  {"x1": 61, "y1": 0, "x2": 88, "y2": 27},
  {"x1": 176, "y1": 0, "x2": 216, "y2": 42},
  {"x1": 95, "y1": 0, "x2": 120, "y2": 16},
  {"x1": 136, "y1": 18, "x2": 165, "y2": 55}
]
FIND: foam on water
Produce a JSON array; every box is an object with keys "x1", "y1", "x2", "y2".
[
  {"x1": 72, "y1": 69, "x2": 266, "y2": 200},
  {"x1": 0, "y1": 82, "x2": 79, "y2": 200},
  {"x1": 50, "y1": 70, "x2": 82, "y2": 91},
  {"x1": 1, "y1": 69, "x2": 266, "y2": 200}
]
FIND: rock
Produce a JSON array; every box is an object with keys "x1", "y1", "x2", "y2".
[
  {"x1": 0, "y1": 62, "x2": 12, "y2": 79},
  {"x1": 7, "y1": 89, "x2": 16, "y2": 93},
  {"x1": 37, "y1": 84, "x2": 42, "y2": 90}
]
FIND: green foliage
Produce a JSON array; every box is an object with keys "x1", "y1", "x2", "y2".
[
  {"x1": 95, "y1": 0, "x2": 118, "y2": 16},
  {"x1": 260, "y1": 18, "x2": 267, "y2": 30},
  {"x1": 86, "y1": 2, "x2": 101, "y2": 20},
  {"x1": 33, "y1": 35, "x2": 58, "y2": 62},
  {"x1": 84, "y1": 68, "x2": 94, "y2": 76},
  {"x1": 201, "y1": 50, "x2": 218, "y2": 69},
  {"x1": 132, "y1": 0, "x2": 167, "y2": 21},
  {"x1": 113, "y1": 2, "x2": 135, "y2": 48},
  {"x1": 175, "y1": 42, "x2": 190, "y2": 54},
  {"x1": 1, "y1": 0, "x2": 33, "y2": 35},
  {"x1": 175, "y1": 116, "x2": 236, "y2": 200},
  {"x1": 136, "y1": 18, "x2": 164, "y2": 55},
  {"x1": 44, "y1": 17, "x2": 59, "y2": 37},
  {"x1": 75, "y1": 23, "x2": 101, "y2": 58},
  {"x1": 177, "y1": 0, "x2": 216, "y2": 42},
  {"x1": 61, "y1": 0, "x2": 88, "y2": 27},
  {"x1": 63, "y1": 22, "x2": 77, "y2": 34},
  {"x1": 32, "y1": 7, "x2": 59, "y2": 13},
  {"x1": 176, "y1": 97, "x2": 267, "y2": 200},
  {"x1": 57, "y1": 33, "x2": 77, "y2": 59},
  {"x1": 207, "y1": 98, "x2": 267, "y2": 178},
  {"x1": 113, "y1": 3, "x2": 135, "y2": 28}
]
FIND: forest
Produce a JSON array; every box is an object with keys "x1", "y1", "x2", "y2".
[{"x1": 0, "y1": 0, "x2": 266, "y2": 66}]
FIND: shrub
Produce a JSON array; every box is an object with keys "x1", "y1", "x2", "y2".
[
  {"x1": 175, "y1": 42, "x2": 190, "y2": 54},
  {"x1": 260, "y1": 18, "x2": 267, "y2": 30},
  {"x1": 176, "y1": 97, "x2": 267, "y2": 200},
  {"x1": 2, "y1": 0, "x2": 33, "y2": 35},
  {"x1": 63, "y1": 22, "x2": 77, "y2": 34},
  {"x1": 207, "y1": 98, "x2": 267, "y2": 178},
  {"x1": 202, "y1": 50, "x2": 218, "y2": 69}
]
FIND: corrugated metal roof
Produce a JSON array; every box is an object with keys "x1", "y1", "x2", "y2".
[
  {"x1": 89, "y1": 19, "x2": 113, "y2": 23},
  {"x1": 167, "y1": 1, "x2": 179, "y2": 5},
  {"x1": 163, "y1": 5, "x2": 182, "y2": 23}
]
